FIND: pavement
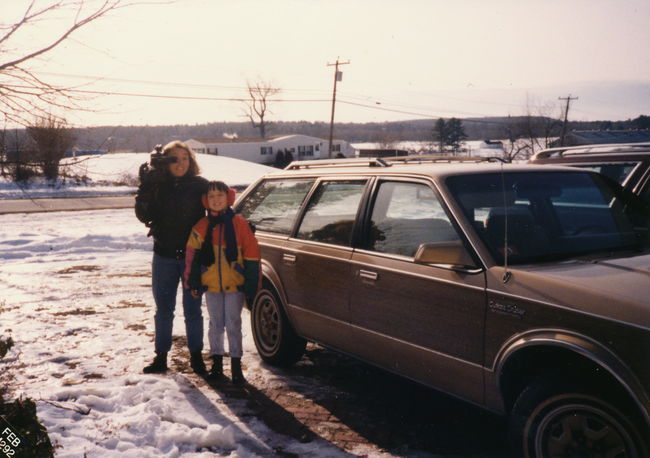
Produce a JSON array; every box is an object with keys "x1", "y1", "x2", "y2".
[{"x1": 0, "y1": 195, "x2": 135, "y2": 214}]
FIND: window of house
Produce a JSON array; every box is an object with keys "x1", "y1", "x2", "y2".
[
  {"x1": 296, "y1": 180, "x2": 367, "y2": 246},
  {"x1": 298, "y1": 145, "x2": 314, "y2": 157},
  {"x1": 367, "y1": 181, "x2": 459, "y2": 257},
  {"x1": 238, "y1": 179, "x2": 315, "y2": 235}
]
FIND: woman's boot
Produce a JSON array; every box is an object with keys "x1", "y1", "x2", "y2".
[
  {"x1": 208, "y1": 355, "x2": 223, "y2": 380},
  {"x1": 190, "y1": 351, "x2": 207, "y2": 376},
  {"x1": 143, "y1": 352, "x2": 168, "y2": 374},
  {"x1": 231, "y1": 357, "x2": 245, "y2": 385}
]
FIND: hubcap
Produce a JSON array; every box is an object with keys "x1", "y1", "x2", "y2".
[
  {"x1": 535, "y1": 403, "x2": 638, "y2": 458},
  {"x1": 255, "y1": 295, "x2": 280, "y2": 354}
]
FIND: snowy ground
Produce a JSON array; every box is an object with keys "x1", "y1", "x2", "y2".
[
  {"x1": 0, "y1": 154, "x2": 376, "y2": 456},
  {"x1": 0, "y1": 208, "x2": 382, "y2": 457},
  {"x1": 0, "y1": 151, "x2": 507, "y2": 457}
]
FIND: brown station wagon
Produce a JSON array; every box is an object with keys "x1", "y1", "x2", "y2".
[{"x1": 235, "y1": 156, "x2": 650, "y2": 457}]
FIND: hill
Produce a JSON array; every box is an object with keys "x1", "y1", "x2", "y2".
[{"x1": 4, "y1": 117, "x2": 646, "y2": 154}]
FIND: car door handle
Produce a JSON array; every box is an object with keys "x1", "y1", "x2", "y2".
[
  {"x1": 283, "y1": 253, "x2": 296, "y2": 265},
  {"x1": 359, "y1": 269, "x2": 378, "y2": 281}
]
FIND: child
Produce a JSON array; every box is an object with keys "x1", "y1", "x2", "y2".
[{"x1": 184, "y1": 181, "x2": 260, "y2": 384}]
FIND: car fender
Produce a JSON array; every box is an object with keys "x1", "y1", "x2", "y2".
[
  {"x1": 491, "y1": 328, "x2": 650, "y2": 425},
  {"x1": 260, "y1": 258, "x2": 289, "y2": 310}
]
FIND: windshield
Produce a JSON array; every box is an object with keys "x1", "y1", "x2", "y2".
[{"x1": 447, "y1": 171, "x2": 650, "y2": 265}]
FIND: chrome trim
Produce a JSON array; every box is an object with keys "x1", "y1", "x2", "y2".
[
  {"x1": 492, "y1": 328, "x2": 650, "y2": 425},
  {"x1": 282, "y1": 253, "x2": 296, "y2": 264},
  {"x1": 358, "y1": 269, "x2": 378, "y2": 281},
  {"x1": 349, "y1": 256, "x2": 486, "y2": 293}
]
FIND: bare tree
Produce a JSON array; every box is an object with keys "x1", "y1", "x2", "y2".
[
  {"x1": 0, "y1": 0, "x2": 136, "y2": 126},
  {"x1": 375, "y1": 131, "x2": 399, "y2": 151},
  {"x1": 243, "y1": 80, "x2": 281, "y2": 138},
  {"x1": 499, "y1": 102, "x2": 562, "y2": 162},
  {"x1": 27, "y1": 115, "x2": 76, "y2": 180}
]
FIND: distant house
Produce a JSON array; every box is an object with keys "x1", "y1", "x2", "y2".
[
  {"x1": 184, "y1": 134, "x2": 356, "y2": 165},
  {"x1": 551, "y1": 130, "x2": 650, "y2": 147}
]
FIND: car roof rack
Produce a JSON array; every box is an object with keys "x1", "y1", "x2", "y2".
[
  {"x1": 285, "y1": 155, "x2": 500, "y2": 170},
  {"x1": 285, "y1": 158, "x2": 392, "y2": 169},
  {"x1": 382, "y1": 155, "x2": 503, "y2": 164},
  {"x1": 533, "y1": 142, "x2": 650, "y2": 159}
]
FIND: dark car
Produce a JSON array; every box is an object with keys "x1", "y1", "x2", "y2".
[
  {"x1": 529, "y1": 142, "x2": 650, "y2": 204},
  {"x1": 235, "y1": 156, "x2": 650, "y2": 457}
]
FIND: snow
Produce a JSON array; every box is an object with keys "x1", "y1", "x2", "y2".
[
  {"x1": 0, "y1": 152, "x2": 274, "y2": 199},
  {"x1": 0, "y1": 155, "x2": 379, "y2": 457},
  {"x1": 1, "y1": 209, "x2": 369, "y2": 457}
]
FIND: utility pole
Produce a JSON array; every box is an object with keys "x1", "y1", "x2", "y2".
[
  {"x1": 558, "y1": 94, "x2": 578, "y2": 146},
  {"x1": 327, "y1": 58, "x2": 350, "y2": 158}
]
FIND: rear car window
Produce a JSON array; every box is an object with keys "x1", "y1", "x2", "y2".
[
  {"x1": 238, "y1": 179, "x2": 315, "y2": 234},
  {"x1": 296, "y1": 180, "x2": 367, "y2": 246},
  {"x1": 572, "y1": 162, "x2": 639, "y2": 184}
]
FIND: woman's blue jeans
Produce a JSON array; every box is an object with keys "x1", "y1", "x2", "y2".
[{"x1": 151, "y1": 253, "x2": 204, "y2": 353}]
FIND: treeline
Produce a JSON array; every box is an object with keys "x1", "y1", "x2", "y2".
[{"x1": 5, "y1": 116, "x2": 648, "y2": 154}]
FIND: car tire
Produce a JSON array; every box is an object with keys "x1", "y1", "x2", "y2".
[
  {"x1": 509, "y1": 377, "x2": 648, "y2": 458},
  {"x1": 251, "y1": 287, "x2": 306, "y2": 366}
]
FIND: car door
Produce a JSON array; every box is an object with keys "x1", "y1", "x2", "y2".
[
  {"x1": 280, "y1": 178, "x2": 369, "y2": 348},
  {"x1": 349, "y1": 178, "x2": 487, "y2": 404}
]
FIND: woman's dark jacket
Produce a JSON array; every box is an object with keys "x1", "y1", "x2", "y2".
[{"x1": 135, "y1": 174, "x2": 208, "y2": 259}]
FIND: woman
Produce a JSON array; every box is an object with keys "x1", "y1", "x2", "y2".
[{"x1": 135, "y1": 141, "x2": 208, "y2": 375}]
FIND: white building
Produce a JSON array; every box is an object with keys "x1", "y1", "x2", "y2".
[{"x1": 185, "y1": 134, "x2": 356, "y2": 165}]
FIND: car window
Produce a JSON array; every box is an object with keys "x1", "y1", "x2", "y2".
[
  {"x1": 367, "y1": 181, "x2": 460, "y2": 257},
  {"x1": 238, "y1": 179, "x2": 315, "y2": 234},
  {"x1": 447, "y1": 171, "x2": 648, "y2": 265},
  {"x1": 296, "y1": 180, "x2": 367, "y2": 246},
  {"x1": 574, "y1": 163, "x2": 638, "y2": 184}
]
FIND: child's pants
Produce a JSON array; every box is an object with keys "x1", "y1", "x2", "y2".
[{"x1": 205, "y1": 291, "x2": 244, "y2": 358}]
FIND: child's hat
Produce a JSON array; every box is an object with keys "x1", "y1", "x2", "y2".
[{"x1": 202, "y1": 180, "x2": 236, "y2": 209}]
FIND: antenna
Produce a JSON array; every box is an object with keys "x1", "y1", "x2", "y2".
[{"x1": 500, "y1": 162, "x2": 512, "y2": 283}]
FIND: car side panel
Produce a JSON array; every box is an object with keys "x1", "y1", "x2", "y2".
[
  {"x1": 275, "y1": 239, "x2": 354, "y2": 347},
  {"x1": 347, "y1": 251, "x2": 488, "y2": 404}
]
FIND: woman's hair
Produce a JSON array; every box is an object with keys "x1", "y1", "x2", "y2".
[{"x1": 162, "y1": 140, "x2": 200, "y2": 176}]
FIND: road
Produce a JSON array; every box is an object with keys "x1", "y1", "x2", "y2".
[{"x1": 0, "y1": 195, "x2": 134, "y2": 214}]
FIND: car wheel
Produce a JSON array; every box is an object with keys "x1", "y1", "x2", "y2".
[
  {"x1": 509, "y1": 377, "x2": 648, "y2": 458},
  {"x1": 251, "y1": 288, "x2": 306, "y2": 366}
]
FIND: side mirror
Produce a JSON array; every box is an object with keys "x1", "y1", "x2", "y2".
[{"x1": 414, "y1": 241, "x2": 475, "y2": 268}]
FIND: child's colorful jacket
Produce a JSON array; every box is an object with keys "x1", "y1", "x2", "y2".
[{"x1": 184, "y1": 209, "x2": 260, "y2": 302}]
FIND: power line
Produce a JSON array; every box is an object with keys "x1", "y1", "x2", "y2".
[
  {"x1": 3, "y1": 84, "x2": 329, "y2": 103},
  {"x1": 4, "y1": 84, "x2": 530, "y2": 124}
]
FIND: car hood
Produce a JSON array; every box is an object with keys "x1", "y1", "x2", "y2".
[{"x1": 501, "y1": 252, "x2": 650, "y2": 329}]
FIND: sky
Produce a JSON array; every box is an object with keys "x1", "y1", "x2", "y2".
[{"x1": 3, "y1": 0, "x2": 650, "y2": 127}]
